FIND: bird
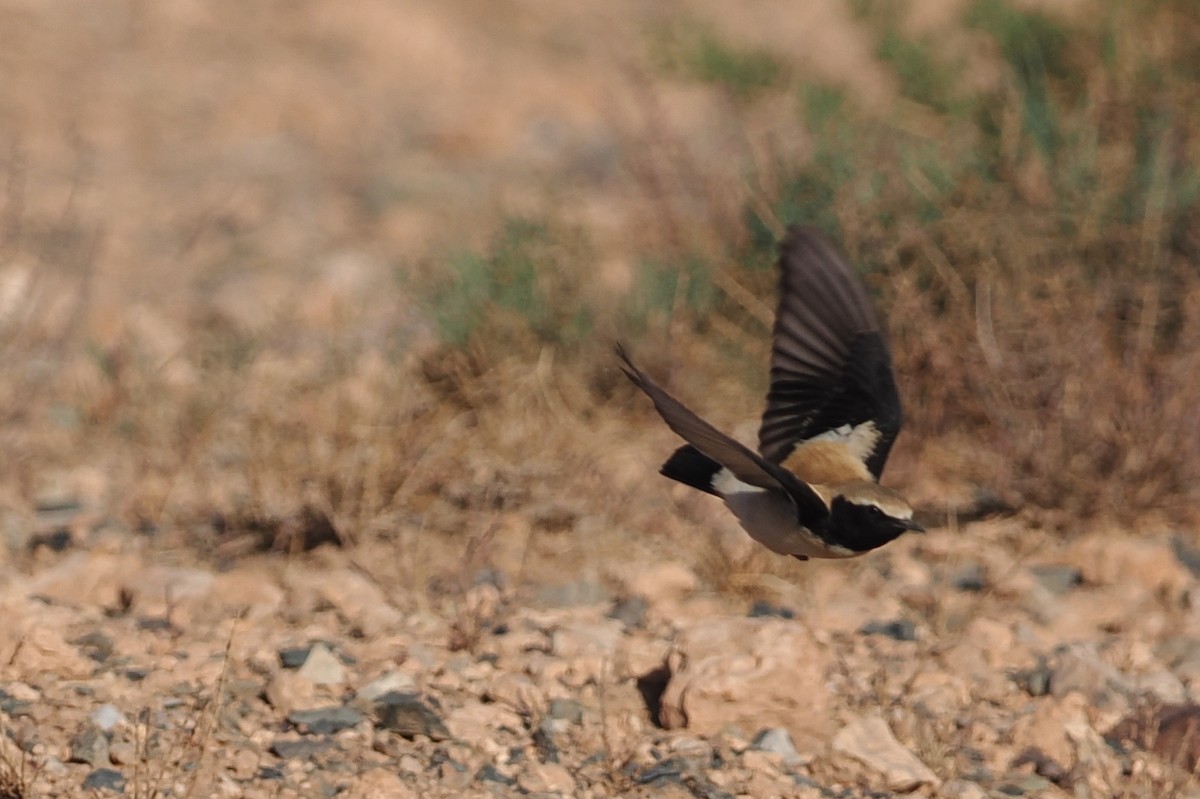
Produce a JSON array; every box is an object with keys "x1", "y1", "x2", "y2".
[{"x1": 618, "y1": 224, "x2": 923, "y2": 560}]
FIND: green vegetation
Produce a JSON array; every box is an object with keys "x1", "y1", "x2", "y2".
[
  {"x1": 967, "y1": 0, "x2": 1072, "y2": 159},
  {"x1": 413, "y1": 0, "x2": 1200, "y2": 524},
  {"x1": 629, "y1": 254, "x2": 716, "y2": 331},
  {"x1": 429, "y1": 219, "x2": 593, "y2": 349},
  {"x1": 651, "y1": 21, "x2": 783, "y2": 99}
]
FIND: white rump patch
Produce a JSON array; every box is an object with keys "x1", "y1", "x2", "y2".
[{"x1": 712, "y1": 468, "x2": 766, "y2": 497}]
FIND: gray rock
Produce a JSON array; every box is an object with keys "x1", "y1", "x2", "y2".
[
  {"x1": 1012, "y1": 660, "x2": 1051, "y2": 697},
  {"x1": 1172, "y1": 535, "x2": 1200, "y2": 577},
  {"x1": 269, "y1": 738, "x2": 335, "y2": 759},
  {"x1": 532, "y1": 718, "x2": 561, "y2": 763},
  {"x1": 374, "y1": 692, "x2": 450, "y2": 741},
  {"x1": 748, "y1": 601, "x2": 795, "y2": 619},
  {"x1": 750, "y1": 727, "x2": 803, "y2": 765},
  {"x1": 287, "y1": 706, "x2": 364, "y2": 735},
  {"x1": 1029, "y1": 565, "x2": 1083, "y2": 595},
  {"x1": 476, "y1": 764, "x2": 516, "y2": 786},
  {"x1": 859, "y1": 619, "x2": 917, "y2": 642},
  {"x1": 473, "y1": 568, "x2": 507, "y2": 590},
  {"x1": 72, "y1": 631, "x2": 114, "y2": 664},
  {"x1": 297, "y1": 643, "x2": 345, "y2": 685},
  {"x1": 82, "y1": 767, "x2": 125, "y2": 793},
  {"x1": 1048, "y1": 643, "x2": 1131, "y2": 706},
  {"x1": 607, "y1": 596, "x2": 648, "y2": 630},
  {"x1": 633, "y1": 757, "x2": 734, "y2": 798},
  {"x1": 1011, "y1": 746, "x2": 1068, "y2": 784},
  {"x1": 0, "y1": 688, "x2": 32, "y2": 717},
  {"x1": 547, "y1": 698, "x2": 584, "y2": 725},
  {"x1": 68, "y1": 726, "x2": 110, "y2": 767},
  {"x1": 356, "y1": 671, "x2": 417, "y2": 702},
  {"x1": 633, "y1": 756, "x2": 699, "y2": 786},
  {"x1": 950, "y1": 563, "x2": 987, "y2": 592},
  {"x1": 28, "y1": 528, "x2": 73, "y2": 553},
  {"x1": 135, "y1": 617, "x2": 176, "y2": 633},
  {"x1": 90, "y1": 704, "x2": 125, "y2": 732},
  {"x1": 278, "y1": 646, "x2": 311, "y2": 669}
]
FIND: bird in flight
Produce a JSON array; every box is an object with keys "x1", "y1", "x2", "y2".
[{"x1": 618, "y1": 225, "x2": 922, "y2": 560}]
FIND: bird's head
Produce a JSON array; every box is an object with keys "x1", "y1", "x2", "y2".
[{"x1": 828, "y1": 483, "x2": 924, "y2": 552}]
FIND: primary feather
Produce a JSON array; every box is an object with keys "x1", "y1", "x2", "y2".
[{"x1": 758, "y1": 226, "x2": 902, "y2": 479}]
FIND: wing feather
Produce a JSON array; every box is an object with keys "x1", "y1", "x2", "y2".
[
  {"x1": 757, "y1": 226, "x2": 902, "y2": 479},
  {"x1": 616, "y1": 345, "x2": 829, "y2": 526}
]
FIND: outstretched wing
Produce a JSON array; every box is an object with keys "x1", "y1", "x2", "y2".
[
  {"x1": 757, "y1": 226, "x2": 902, "y2": 479},
  {"x1": 617, "y1": 345, "x2": 829, "y2": 525}
]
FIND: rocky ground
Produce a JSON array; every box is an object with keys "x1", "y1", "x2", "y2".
[{"x1": 4, "y1": 507, "x2": 1200, "y2": 797}]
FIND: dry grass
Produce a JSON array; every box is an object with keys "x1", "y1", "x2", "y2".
[
  {"x1": 0, "y1": 0, "x2": 1194, "y2": 562},
  {"x1": 0, "y1": 756, "x2": 30, "y2": 799},
  {"x1": 0, "y1": 0, "x2": 1195, "y2": 573}
]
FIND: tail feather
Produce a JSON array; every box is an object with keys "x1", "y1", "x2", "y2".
[{"x1": 660, "y1": 445, "x2": 723, "y2": 497}]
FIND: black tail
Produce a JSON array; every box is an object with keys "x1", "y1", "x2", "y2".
[{"x1": 660, "y1": 445, "x2": 723, "y2": 497}]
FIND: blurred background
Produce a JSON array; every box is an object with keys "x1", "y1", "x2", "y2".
[
  {"x1": 8, "y1": 1, "x2": 1200, "y2": 795},
  {"x1": 2, "y1": 0, "x2": 1199, "y2": 579}
]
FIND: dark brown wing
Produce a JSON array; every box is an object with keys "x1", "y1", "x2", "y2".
[
  {"x1": 616, "y1": 345, "x2": 829, "y2": 526},
  {"x1": 757, "y1": 225, "x2": 902, "y2": 479}
]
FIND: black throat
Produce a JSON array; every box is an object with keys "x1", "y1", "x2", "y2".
[{"x1": 827, "y1": 496, "x2": 911, "y2": 553}]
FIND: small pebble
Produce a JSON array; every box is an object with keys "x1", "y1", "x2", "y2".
[
  {"x1": 28, "y1": 528, "x2": 73, "y2": 553},
  {"x1": 288, "y1": 706, "x2": 364, "y2": 735},
  {"x1": 951, "y1": 563, "x2": 987, "y2": 592},
  {"x1": 750, "y1": 727, "x2": 805, "y2": 765},
  {"x1": 374, "y1": 692, "x2": 450, "y2": 741},
  {"x1": 547, "y1": 698, "x2": 584, "y2": 724},
  {"x1": 82, "y1": 768, "x2": 125, "y2": 793},
  {"x1": 72, "y1": 632, "x2": 114, "y2": 664},
  {"x1": 356, "y1": 671, "x2": 416, "y2": 702},
  {"x1": 107, "y1": 742, "x2": 136, "y2": 766},
  {"x1": 297, "y1": 643, "x2": 345, "y2": 685},
  {"x1": 533, "y1": 718, "x2": 561, "y2": 763},
  {"x1": 270, "y1": 738, "x2": 335, "y2": 760},
  {"x1": 608, "y1": 596, "x2": 648, "y2": 630},
  {"x1": 748, "y1": 601, "x2": 795, "y2": 619},
  {"x1": 1029, "y1": 565, "x2": 1083, "y2": 595},
  {"x1": 68, "y1": 727, "x2": 109, "y2": 767},
  {"x1": 90, "y1": 704, "x2": 125, "y2": 732},
  {"x1": 859, "y1": 619, "x2": 918, "y2": 642},
  {"x1": 477, "y1": 764, "x2": 516, "y2": 786},
  {"x1": 1012, "y1": 660, "x2": 1051, "y2": 697},
  {"x1": 278, "y1": 646, "x2": 312, "y2": 670}
]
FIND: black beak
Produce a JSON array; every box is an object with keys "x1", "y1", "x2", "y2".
[{"x1": 901, "y1": 518, "x2": 926, "y2": 533}]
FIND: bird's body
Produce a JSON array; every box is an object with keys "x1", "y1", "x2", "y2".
[{"x1": 619, "y1": 225, "x2": 922, "y2": 560}]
